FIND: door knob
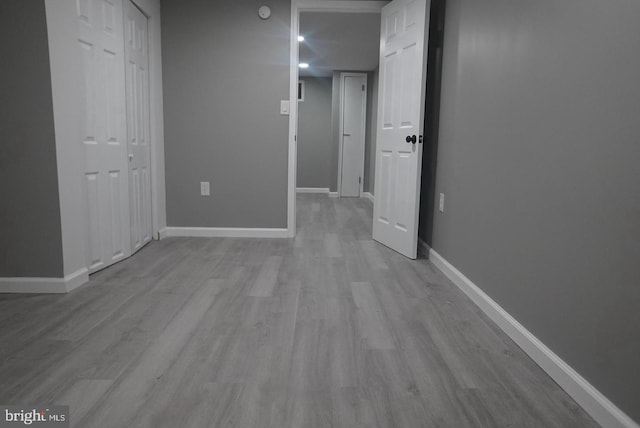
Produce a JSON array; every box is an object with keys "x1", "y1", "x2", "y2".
[{"x1": 405, "y1": 135, "x2": 417, "y2": 144}]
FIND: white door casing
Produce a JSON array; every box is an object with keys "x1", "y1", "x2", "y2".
[
  {"x1": 372, "y1": 0, "x2": 430, "y2": 259},
  {"x1": 339, "y1": 73, "x2": 368, "y2": 198},
  {"x1": 78, "y1": 0, "x2": 131, "y2": 273},
  {"x1": 124, "y1": 0, "x2": 153, "y2": 253}
]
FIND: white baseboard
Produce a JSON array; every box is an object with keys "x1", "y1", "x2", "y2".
[
  {"x1": 417, "y1": 238, "x2": 431, "y2": 257},
  {"x1": 428, "y1": 249, "x2": 639, "y2": 428},
  {"x1": 296, "y1": 187, "x2": 329, "y2": 194},
  {"x1": 328, "y1": 192, "x2": 338, "y2": 198},
  {"x1": 65, "y1": 268, "x2": 89, "y2": 292},
  {"x1": 158, "y1": 227, "x2": 168, "y2": 240},
  {"x1": 361, "y1": 192, "x2": 374, "y2": 203},
  {"x1": 164, "y1": 227, "x2": 289, "y2": 239},
  {"x1": 0, "y1": 268, "x2": 89, "y2": 294}
]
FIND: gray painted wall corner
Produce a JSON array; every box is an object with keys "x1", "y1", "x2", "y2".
[
  {"x1": 162, "y1": 0, "x2": 291, "y2": 229},
  {"x1": 330, "y1": 71, "x2": 341, "y2": 193},
  {"x1": 297, "y1": 77, "x2": 333, "y2": 189},
  {"x1": 0, "y1": 0, "x2": 63, "y2": 278},
  {"x1": 364, "y1": 67, "x2": 378, "y2": 194}
]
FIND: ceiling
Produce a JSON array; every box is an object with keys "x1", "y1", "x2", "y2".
[{"x1": 298, "y1": 12, "x2": 381, "y2": 77}]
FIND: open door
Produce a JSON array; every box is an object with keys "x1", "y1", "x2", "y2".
[{"x1": 372, "y1": 0, "x2": 430, "y2": 259}]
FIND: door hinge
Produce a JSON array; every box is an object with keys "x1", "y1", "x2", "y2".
[
  {"x1": 359, "y1": 177, "x2": 361, "y2": 184},
  {"x1": 362, "y1": 84, "x2": 365, "y2": 91}
]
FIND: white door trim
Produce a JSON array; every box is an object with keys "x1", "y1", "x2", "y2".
[
  {"x1": 288, "y1": 0, "x2": 387, "y2": 237},
  {"x1": 338, "y1": 72, "x2": 368, "y2": 197}
]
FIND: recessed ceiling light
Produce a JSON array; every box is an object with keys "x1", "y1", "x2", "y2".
[
  {"x1": 297, "y1": 35, "x2": 305, "y2": 42},
  {"x1": 299, "y1": 63, "x2": 309, "y2": 69}
]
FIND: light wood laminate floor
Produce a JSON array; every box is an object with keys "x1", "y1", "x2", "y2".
[{"x1": 0, "y1": 195, "x2": 599, "y2": 427}]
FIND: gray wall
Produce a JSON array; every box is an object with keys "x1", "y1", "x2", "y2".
[
  {"x1": 0, "y1": 0, "x2": 63, "y2": 278},
  {"x1": 432, "y1": 0, "x2": 640, "y2": 421},
  {"x1": 363, "y1": 68, "x2": 378, "y2": 194},
  {"x1": 330, "y1": 70, "x2": 378, "y2": 194},
  {"x1": 161, "y1": 0, "x2": 290, "y2": 228},
  {"x1": 330, "y1": 72, "x2": 341, "y2": 193},
  {"x1": 297, "y1": 77, "x2": 333, "y2": 189},
  {"x1": 418, "y1": 0, "x2": 445, "y2": 245}
]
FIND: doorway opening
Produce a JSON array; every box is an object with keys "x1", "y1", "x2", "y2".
[
  {"x1": 289, "y1": 0, "x2": 444, "y2": 260},
  {"x1": 417, "y1": 0, "x2": 446, "y2": 253},
  {"x1": 292, "y1": 4, "x2": 384, "y2": 220}
]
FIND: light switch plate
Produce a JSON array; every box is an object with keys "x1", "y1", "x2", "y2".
[
  {"x1": 280, "y1": 100, "x2": 290, "y2": 115},
  {"x1": 200, "y1": 181, "x2": 210, "y2": 196},
  {"x1": 439, "y1": 193, "x2": 445, "y2": 212}
]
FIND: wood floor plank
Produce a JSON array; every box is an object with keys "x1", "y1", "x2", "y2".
[
  {"x1": 351, "y1": 281, "x2": 397, "y2": 350},
  {"x1": 79, "y1": 279, "x2": 223, "y2": 427},
  {"x1": 54, "y1": 379, "x2": 113, "y2": 424},
  {"x1": 248, "y1": 255, "x2": 283, "y2": 297},
  {"x1": 360, "y1": 240, "x2": 389, "y2": 271},
  {"x1": 324, "y1": 232, "x2": 343, "y2": 258}
]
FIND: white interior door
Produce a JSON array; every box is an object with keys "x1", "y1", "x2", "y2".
[
  {"x1": 339, "y1": 73, "x2": 367, "y2": 197},
  {"x1": 372, "y1": 0, "x2": 430, "y2": 259},
  {"x1": 124, "y1": 0, "x2": 152, "y2": 253},
  {"x1": 78, "y1": 0, "x2": 131, "y2": 273}
]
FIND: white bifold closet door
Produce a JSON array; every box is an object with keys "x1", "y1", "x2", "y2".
[
  {"x1": 77, "y1": 0, "x2": 152, "y2": 273},
  {"x1": 77, "y1": 0, "x2": 131, "y2": 273},
  {"x1": 124, "y1": 0, "x2": 152, "y2": 254}
]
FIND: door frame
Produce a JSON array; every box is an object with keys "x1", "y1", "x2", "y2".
[
  {"x1": 287, "y1": 0, "x2": 388, "y2": 237},
  {"x1": 338, "y1": 72, "x2": 368, "y2": 197}
]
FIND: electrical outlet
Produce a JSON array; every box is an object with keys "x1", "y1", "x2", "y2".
[
  {"x1": 439, "y1": 193, "x2": 445, "y2": 213},
  {"x1": 200, "y1": 181, "x2": 210, "y2": 196}
]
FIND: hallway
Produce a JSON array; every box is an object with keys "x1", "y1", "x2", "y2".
[{"x1": 0, "y1": 195, "x2": 599, "y2": 427}]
